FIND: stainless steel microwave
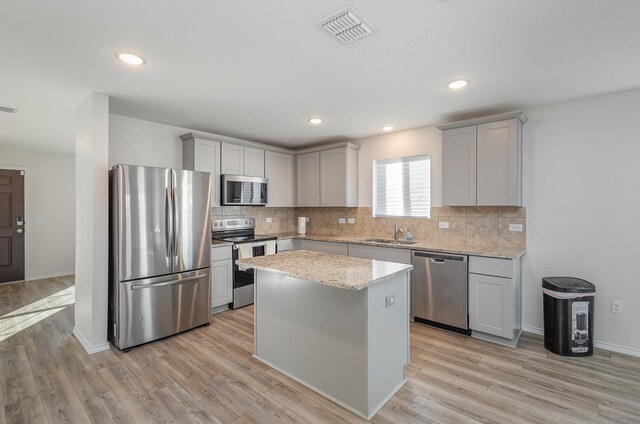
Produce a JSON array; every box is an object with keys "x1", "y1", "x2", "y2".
[{"x1": 221, "y1": 175, "x2": 268, "y2": 206}]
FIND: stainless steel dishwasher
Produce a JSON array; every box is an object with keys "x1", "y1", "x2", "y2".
[{"x1": 411, "y1": 251, "x2": 470, "y2": 334}]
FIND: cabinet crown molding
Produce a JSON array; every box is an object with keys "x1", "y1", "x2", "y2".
[
  {"x1": 437, "y1": 111, "x2": 528, "y2": 131},
  {"x1": 294, "y1": 141, "x2": 361, "y2": 155},
  {"x1": 180, "y1": 132, "x2": 295, "y2": 155}
]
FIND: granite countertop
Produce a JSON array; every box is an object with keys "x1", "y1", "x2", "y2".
[
  {"x1": 211, "y1": 239, "x2": 233, "y2": 247},
  {"x1": 236, "y1": 250, "x2": 413, "y2": 290},
  {"x1": 262, "y1": 233, "x2": 525, "y2": 259}
]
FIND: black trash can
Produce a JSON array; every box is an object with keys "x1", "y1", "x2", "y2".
[{"x1": 542, "y1": 277, "x2": 596, "y2": 357}]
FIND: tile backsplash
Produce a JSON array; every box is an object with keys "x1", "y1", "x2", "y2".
[
  {"x1": 212, "y1": 206, "x2": 526, "y2": 248},
  {"x1": 211, "y1": 206, "x2": 296, "y2": 234}
]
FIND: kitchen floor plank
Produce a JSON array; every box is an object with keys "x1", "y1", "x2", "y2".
[
  {"x1": 98, "y1": 362, "x2": 172, "y2": 424},
  {"x1": 157, "y1": 383, "x2": 224, "y2": 424},
  {"x1": 263, "y1": 383, "x2": 352, "y2": 424},
  {"x1": 36, "y1": 368, "x2": 92, "y2": 424},
  {"x1": 0, "y1": 344, "x2": 39, "y2": 406},
  {"x1": 4, "y1": 395, "x2": 49, "y2": 424},
  {"x1": 82, "y1": 391, "x2": 134, "y2": 424}
]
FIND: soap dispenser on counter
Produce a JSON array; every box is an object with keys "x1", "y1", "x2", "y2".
[{"x1": 405, "y1": 227, "x2": 414, "y2": 242}]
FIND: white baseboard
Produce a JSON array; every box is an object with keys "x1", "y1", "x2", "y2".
[
  {"x1": 521, "y1": 325, "x2": 640, "y2": 358},
  {"x1": 521, "y1": 325, "x2": 544, "y2": 335},
  {"x1": 592, "y1": 340, "x2": 640, "y2": 358},
  {"x1": 27, "y1": 271, "x2": 74, "y2": 281},
  {"x1": 73, "y1": 327, "x2": 110, "y2": 355}
]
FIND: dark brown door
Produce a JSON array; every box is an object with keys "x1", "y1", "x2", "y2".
[{"x1": 0, "y1": 169, "x2": 25, "y2": 283}]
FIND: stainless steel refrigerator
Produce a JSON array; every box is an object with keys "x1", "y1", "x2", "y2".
[{"x1": 109, "y1": 164, "x2": 211, "y2": 350}]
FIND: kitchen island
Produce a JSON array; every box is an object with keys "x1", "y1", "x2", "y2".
[{"x1": 236, "y1": 250, "x2": 413, "y2": 420}]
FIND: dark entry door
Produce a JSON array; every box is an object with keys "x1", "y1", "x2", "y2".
[{"x1": 0, "y1": 169, "x2": 25, "y2": 283}]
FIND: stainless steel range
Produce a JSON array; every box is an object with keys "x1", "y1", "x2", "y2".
[{"x1": 211, "y1": 218, "x2": 277, "y2": 309}]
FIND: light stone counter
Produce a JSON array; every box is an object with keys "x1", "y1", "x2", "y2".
[
  {"x1": 210, "y1": 239, "x2": 233, "y2": 247},
  {"x1": 236, "y1": 250, "x2": 413, "y2": 290},
  {"x1": 262, "y1": 232, "x2": 525, "y2": 259}
]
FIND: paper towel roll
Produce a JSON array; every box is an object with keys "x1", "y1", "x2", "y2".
[{"x1": 298, "y1": 217, "x2": 307, "y2": 235}]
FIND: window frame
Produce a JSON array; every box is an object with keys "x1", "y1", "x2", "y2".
[{"x1": 372, "y1": 154, "x2": 431, "y2": 219}]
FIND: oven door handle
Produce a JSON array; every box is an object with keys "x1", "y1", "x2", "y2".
[{"x1": 233, "y1": 242, "x2": 266, "y2": 250}]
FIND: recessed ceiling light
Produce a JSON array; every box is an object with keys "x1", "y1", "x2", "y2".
[
  {"x1": 382, "y1": 126, "x2": 394, "y2": 131},
  {"x1": 117, "y1": 52, "x2": 146, "y2": 65},
  {"x1": 447, "y1": 79, "x2": 468, "y2": 90},
  {"x1": 308, "y1": 118, "x2": 322, "y2": 125}
]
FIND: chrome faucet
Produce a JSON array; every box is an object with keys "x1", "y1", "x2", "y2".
[{"x1": 393, "y1": 224, "x2": 404, "y2": 241}]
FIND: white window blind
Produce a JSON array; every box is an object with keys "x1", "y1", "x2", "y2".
[{"x1": 373, "y1": 155, "x2": 430, "y2": 218}]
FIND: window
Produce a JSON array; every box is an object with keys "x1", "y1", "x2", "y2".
[{"x1": 373, "y1": 155, "x2": 430, "y2": 218}]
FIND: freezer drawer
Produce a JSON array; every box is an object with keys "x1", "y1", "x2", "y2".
[
  {"x1": 113, "y1": 269, "x2": 211, "y2": 349},
  {"x1": 411, "y1": 251, "x2": 469, "y2": 330}
]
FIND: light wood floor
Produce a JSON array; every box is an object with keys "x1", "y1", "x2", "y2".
[{"x1": 1, "y1": 276, "x2": 639, "y2": 424}]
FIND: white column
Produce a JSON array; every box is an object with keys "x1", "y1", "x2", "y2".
[{"x1": 73, "y1": 93, "x2": 110, "y2": 354}]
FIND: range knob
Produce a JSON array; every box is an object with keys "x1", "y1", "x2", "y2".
[
  {"x1": 244, "y1": 220, "x2": 249, "y2": 224},
  {"x1": 214, "y1": 222, "x2": 218, "y2": 226}
]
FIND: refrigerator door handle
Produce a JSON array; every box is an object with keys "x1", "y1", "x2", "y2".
[
  {"x1": 172, "y1": 186, "x2": 178, "y2": 258},
  {"x1": 130, "y1": 274, "x2": 203, "y2": 290},
  {"x1": 165, "y1": 187, "x2": 173, "y2": 257}
]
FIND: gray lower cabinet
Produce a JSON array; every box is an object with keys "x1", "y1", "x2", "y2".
[
  {"x1": 468, "y1": 256, "x2": 522, "y2": 342},
  {"x1": 211, "y1": 246, "x2": 233, "y2": 311},
  {"x1": 296, "y1": 239, "x2": 348, "y2": 255},
  {"x1": 347, "y1": 244, "x2": 411, "y2": 264},
  {"x1": 276, "y1": 239, "x2": 292, "y2": 252}
]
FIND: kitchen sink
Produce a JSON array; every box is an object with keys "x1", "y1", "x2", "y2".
[{"x1": 363, "y1": 238, "x2": 417, "y2": 245}]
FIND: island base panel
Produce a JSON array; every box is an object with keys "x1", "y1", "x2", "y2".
[{"x1": 254, "y1": 270, "x2": 409, "y2": 419}]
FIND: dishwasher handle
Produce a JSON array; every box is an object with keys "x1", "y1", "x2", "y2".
[{"x1": 412, "y1": 251, "x2": 467, "y2": 262}]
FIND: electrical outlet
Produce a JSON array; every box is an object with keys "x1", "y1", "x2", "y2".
[
  {"x1": 347, "y1": 218, "x2": 356, "y2": 224},
  {"x1": 35, "y1": 218, "x2": 45, "y2": 225},
  {"x1": 265, "y1": 217, "x2": 272, "y2": 223},
  {"x1": 338, "y1": 218, "x2": 346, "y2": 224},
  {"x1": 385, "y1": 295, "x2": 395, "y2": 308},
  {"x1": 612, "y1": 300, "x2": 624, "y2": 314},
  {"x1": 509, "y1": 223, "x2": 523, "y2": 232},
  {"x1": 439, "y1": 221, "x2": 449, "y2": 229}
]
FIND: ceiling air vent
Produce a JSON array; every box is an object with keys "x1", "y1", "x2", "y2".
[{"x1": 317, "y1": 6, "x2": 377, "y2": 45}]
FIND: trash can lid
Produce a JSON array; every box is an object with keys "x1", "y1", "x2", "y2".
[{"x1": 542, "y1": 277, "x2": 596, "y2": 293}]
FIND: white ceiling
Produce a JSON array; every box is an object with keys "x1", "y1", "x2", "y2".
[{"x1": 1, "y1": 0, "x2": 639, "y2": 154}]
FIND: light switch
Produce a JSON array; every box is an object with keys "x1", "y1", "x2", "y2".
[
  {"x1": 347, "y1": 218, "x2": 356, "y2": 224},
  {"x1": 385, "y1": 295, "x2": 395, "y2": 308},
  {"x1": 439, "y1": 221, "x2": 449, "y2": 229},
  {"x1": 338, "y1": 218, "x2": 346, "y2": 224},
  {"x1": 509, "y1": 223, "x2": 523, "y2": 232},
  {"x1": 265, "y1": 217, "x2": 272, "y2": 223}
]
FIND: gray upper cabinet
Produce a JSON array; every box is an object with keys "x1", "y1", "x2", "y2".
[
  {"x1": 477, "y1": 119, "x2": 521, "y2": 206},
  {"x1": 296, "y1": 152, "x2": 320, "y2": 207},
  {"x1": 296, "y1": 144, "x2": 359, "y2": 207},
  {"x1": 320, "y1": 147, "x2": 358, "y2": 207},
  {"x1": 244, "y1": 147, "x2": 265, "y2": 178},
  {"x1": 265, "y1": 151, "x2": 295, "y2": 207},
  {"x1": 221, "y1": 142, "x2": 245, "y2": 175},
  {"x1": 182, "y1": 135, "x2": 221, "y2": 207},
  {"x1": 442, "y1": 126, "x2": 477, "y2": 206},
  {"x1": 439, "y1": 111, "x2": 526, "y2": 207}
]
